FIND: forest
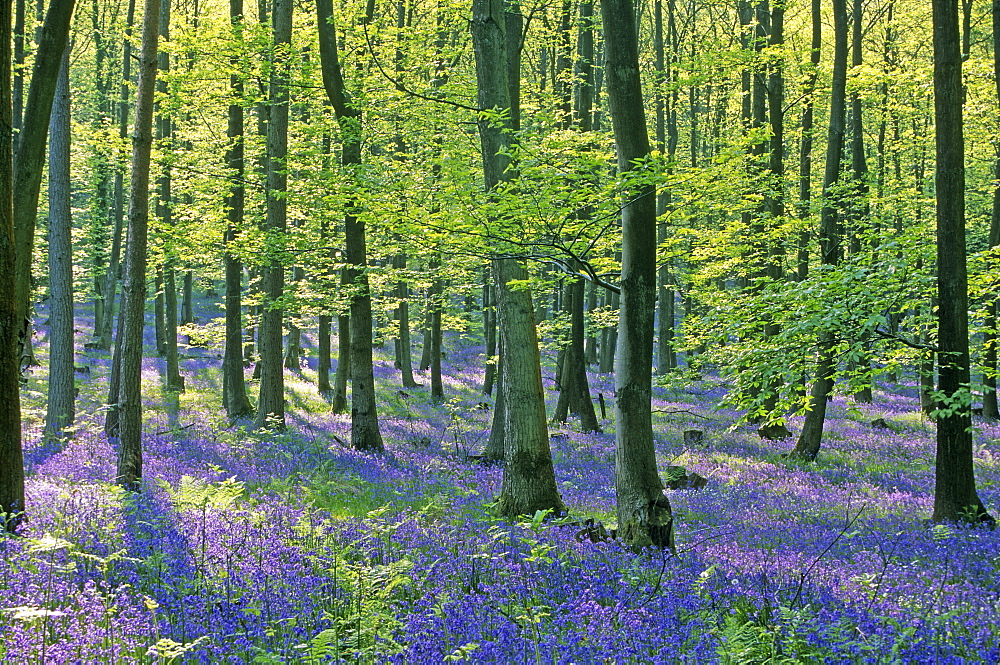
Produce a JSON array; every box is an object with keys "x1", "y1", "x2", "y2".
[{"x1": 1, "y1": 0, "x2": 999, "y2": 658}]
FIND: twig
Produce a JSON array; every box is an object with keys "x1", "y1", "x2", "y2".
[
  {"x1": 653, "y1": 408, "x2": 710, "y2": 420},
  {"x1": 154, "y1": 423, "x2": 196, "y2": 435}
]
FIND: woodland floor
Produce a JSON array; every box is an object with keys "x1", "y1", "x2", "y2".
[{"x1": 3, "y1": 298, "x2": 1000, "y2": 663}]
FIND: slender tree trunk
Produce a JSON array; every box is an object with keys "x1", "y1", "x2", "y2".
[
  {"x1": 94, "y1": 0, "x2": 135, "y2": 351},
  {"x1": 931, "y1": 0, "x2": 993, "y2": 525},
  {"x1": 222, "y1": 0, "x2": 252, "y2": 419},
  {"x1": 254, "y1": 0, "x2": 292, "y2": 429},
  {"x1": 603, "y1": 0, "x2": 672, "y2": 549},
  {"x1": 331, "y1": 312, "x2": 351, "y2": 413},
  {"x1": 43, "y1": 46, "x2": 74, "y2": 442},
  {"x1": 983, "y1": 0, "x2": 1000, "y2": 420},
  {"x1": 157, "y1": 0, "x2": 183, "y2": 392},
  {"x1": 654, "y1": 0, "x2": 675, "y2": 375},
  {"x1": 483, "y1": 276, "x2": 497, "y2": 395},
  {"x1": 797, "y1": 0, "x2": 820, "y2": 282},
  {"x1": 849, "y1": 0, "x2": 873, "y2": 404},
  {"x1": 317, "y1": 0, "x2": 384, "y2": 452},
  {"x1": 1, "y1": 0, "x2": 26, "y2": 531},
  {"x1": 429, "y1": 260, "x2": 444, "y2": 401},
  {"x1": 181, "y1": 270, "x2": 193, "y2": 323},
  {"x1": 793, "y1": 0, "x2": 847, "y2": 461},
  {"x1": 472, "y1": 0, "x2": 563, "y2": 517},
  {"x1": 393, "y1": 253, "x2": 418, "y2": 388},
  {"x1": 483, "y1": 334, "x2": 505, "y2": 461},
  {"x1": 115, "y1": 0, "x2": 161, "y2": 489},
  {"x1": 12, "y1": 0, "x2": 75, "y2": 369}
]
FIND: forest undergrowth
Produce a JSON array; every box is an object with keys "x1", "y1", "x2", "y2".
[{"x1": 3, "y1": 300, "x2": 1000, "y2": 663}]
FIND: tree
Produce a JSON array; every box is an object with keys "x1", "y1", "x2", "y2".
[
  {"x1": 602, "y1": 0, "x2": 673, "y2": 549},
  {"x1": 43, "y1": 45, "x2": 75, "y2": 442},
  {"x1": 472, "y1": 0, "x2": 564, "y2": 518},
  {"x1": 982, "y1": 0, "x2": 1000, "y2": 421},
  {"x1": 0, "y1": 0, "x2": 25, "y2": 532},
  {"x1": 157, "y1": 0, "x2": 185, "y2": 392},
  {"x1": 12, "y1": 0, "x2": 75, "y2": 367},
  {"x1": 115, "y1": 0, "x2": 162, "y2": 489},
  {"x1": 793, "y1": 0, "x2": 848, "y2": 461},
  {"x1": 317, "y1": 0, "x2": 384, "y2": 452},
  {"x1": 222, "y1": 0, "x2": 253, "y2": 419},
  {"x1": 254, "y1": 0, "x2": 292, "y2": 430},
  {"x1": 930, "y1": 0, "x2": 993, "y2": 525}
]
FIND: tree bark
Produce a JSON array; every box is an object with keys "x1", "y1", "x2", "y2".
[
  {"x1": 157, "y1": 0, "x2": 184, "y2": 392},
  {"x1": 797, "y1": 0, "x2": 820, "y2": 281},
  {"x1": 0, "y1": 0, "x2": 26, "y2": 531},
  {"x1": 793, "y1": 0, "x2": 847, "y2": 461},
  {"x1": 393, "y1": 253, "x2": 419, "y2": 388},
  {"x1": 43, "y1": 46, "x2": 75, "y2": 442},
  {"x1": 429, "y1": 260, "x2": 444, "y2": 402},
  {"x1": 317, "y1": 0, "x2": 384, "y2": 452},
  {"x1": 93, "y1": 0, "x2": 135, "y2": 351},
  {"x1": 931, "y1": 0, "x2": 993, "y2": 524},
  {"x1": 222, "y1": 0, "x2": 253, "y2": 419},
  {"x1": 983, "y1": 0, "x2": 1000, "y2": 420},
  {"x1": 253, "y1": 0, "x2": 292, "y2": 430},
  {"x1": 602, "y1": 0, "x2": 672, "y2": 549},
  {"x1": 472, "y1": 0, "x2": 563, "y2": 517},
  {"x1": 12, "y1": 0, "x2": 75, "y2": 368},
  {"x1": 115, "y1": 0, "x2": 161, "y2": 489}
]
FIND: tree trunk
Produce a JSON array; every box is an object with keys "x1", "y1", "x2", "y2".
[
  {"x1": 222, "y1": 0, "x2": 253, "y2": 420},
  {"x1": 157, "y1": 0, "x2": 183, "y2": 392},
  {"x1": 983, "y1": 0, "x2": 1000, "y2": 420},
  {"x1": 253, "y1": 0, "x2": 292, "y2": 430},
  {"x1": 331, "y1": 313, "x2": 350, "y2": 413},
  {"x1": 483, "y1": 275, "x2": 497, "y2": 394},
  {"x1": 12, "y1": 0, "x2": 75, "y2": 369},
  {"x1": 181, "y1": 270, "x2": 193, "y2": 324},
  {"x1": 930, "y1": 0, "x2": 993, "y2": 525},
  {"x1": 483, "y1": 334, "x2": 505, "y2": 462},
  {"x1": 94, "y1": 0, "x2": 134, "y2": 351},
  {"x1": 429, "y1": 260, "x2": 444, "y2": 402},
  {"x1": 394, "y1": 253, "x2": 418, "y2": 388},
  {"x1": 797, "y1": 0, "x2": 820, "y2": 282},
  {"x1": 472, "y1": 0, "x2": 563, "y2": 517},
  {"x1": 0, "y1": 0, "x2": 26, "y2": 531},
  {"x1": 603, "y1": 0, "x2": 672, "y2": 550},
  {"x1": 43, "y1": 46, "x2": 74, "y2": 442},
  {"x1": 793, "y1": 0, "x2": 847, "y2": 461},
  {"x1": 849, "y1": 0, "x2": 873, "y2": 404},
  {"x1": 317, "y1": 0, "x2": 384, "y2": 453},
  {"x1": 115, "y1": 0, "x2": 161, "y2": 489}
]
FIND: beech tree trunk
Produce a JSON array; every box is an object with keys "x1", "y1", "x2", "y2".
[
  {"x1": 472, "y1": 0, "x2": 563, "y2": 517},
  {"x1": 93, "y1": 0, "x2": 134, "y2": 351},
  {"x1": 115, "y1": 0, "x2": 161, "y2": 489},
  {"x1": 317, "y1": 0, "x2": 384, "y2": 452},
  {"x1": 429, "y1": 260, "x2": 444, "y2": 402},
  {"x1": 43, "y1": 46, "x2": 74, "y2": 442},
  {"x1": 930, "y1": 0, "x2": 993, "y2": 525},
  {"x1": 1, "y1": 0, "x2": 26, "y2": 531},
  {"x1": 157, "y1": 0, "x2": 184, "y2": 392},
  {"x1": 983, "y1": 0, "x2": 1000, "y2": 420},
  {"x1": 602, "y1": 0, "x2": 672, "y2": 549},
  {"x1": 12, "y1": 0, "x2": 75, "y2": 368},
  {"x1": 794, "y1": 0, "x2": 847, "y2": 461},
  {"x1": 797, "y1": 0, "x2": 820, "y2": 281},
  {"x1": 393, "y1": 253, "x2": 419, "y2": 388},
  {"x1": 222, "y1": 0, "x2": 252, "y2": 419},
  {"x1": 254, "y1": 0, "x2": 292, "y2": 430}
]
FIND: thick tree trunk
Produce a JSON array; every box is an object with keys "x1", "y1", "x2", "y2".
[
  {"x1": 603, "y1": 0, "x2": 672, "y2": 549},
  {"x1": 12, "y1": 0, "x2": 75, "y2": 368},
  {"x1": 1, "y1": 0, "x2": 26, "y2": 531},
  {"x1": 43, "y1": 47, "x2": 75, "y2": 442},
  {"x1": 794, "y1": 0, "x2": 847, "y2": 461},
  {"x1": 930, "y1": 0, "x2": 993, "y2": 524},
  {"x1": 473, "y1": 0, "x2": 563, "y2": 516},
  {"x1": 253, "y1": 0, "x2": 292, "y2": 430},
  {"x1": 115, "y1": 0, "x2": 161, "y2": 489},
  {"x1": 222, "y1": 0, "x2": 253, "y2": 419}
]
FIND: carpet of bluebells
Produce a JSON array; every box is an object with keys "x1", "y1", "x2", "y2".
[{"x1": 3, "y1": 301, "x2": 1000, "y2": 663}]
